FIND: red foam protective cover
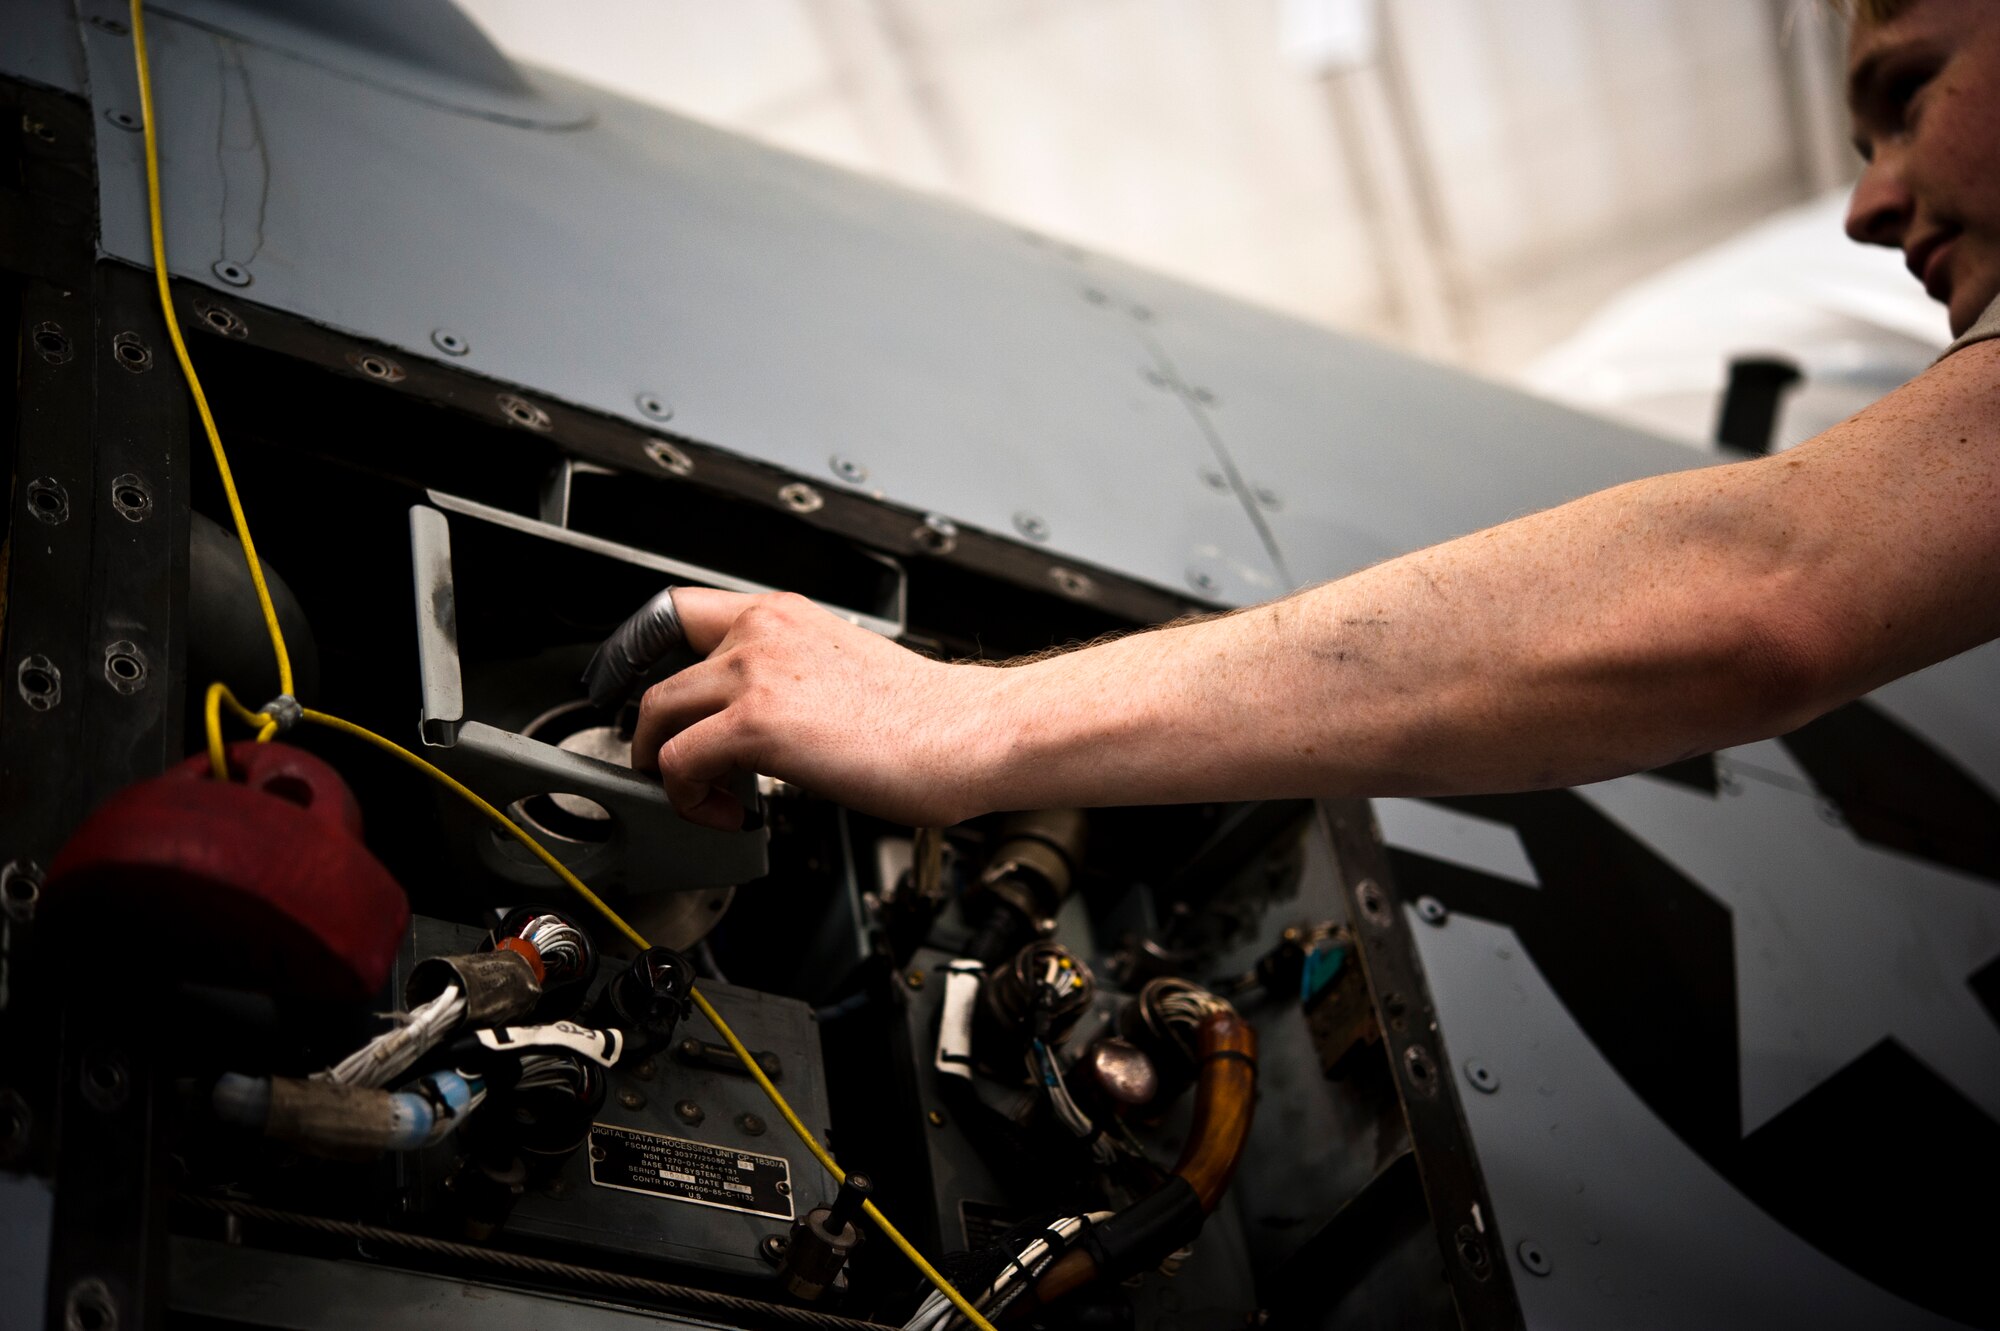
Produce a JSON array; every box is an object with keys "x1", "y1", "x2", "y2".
[{"x1": 46, "y1": 741, "x2": 411, "y2": 1003}]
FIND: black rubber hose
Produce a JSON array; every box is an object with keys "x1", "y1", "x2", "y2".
[{"x1": 188, "y1": 510, "x2": 320, "y2": 704}]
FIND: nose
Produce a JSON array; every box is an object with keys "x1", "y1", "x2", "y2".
[{"x1": 1845, "y1": 149, "x2": 1912, "y2": 248}]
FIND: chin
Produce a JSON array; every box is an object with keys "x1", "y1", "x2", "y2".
[{"x1": 1950, "y1": 272, "x2": 2000, "y2": 337}]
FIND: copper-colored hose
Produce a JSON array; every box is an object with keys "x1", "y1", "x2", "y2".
[
  {"x1": 1173, "y1": 1010, "x2": 1259, "y2": 1206},
  {"x1": 1030, "y1": 1011, "x2": 1259, "y2": 1307}
]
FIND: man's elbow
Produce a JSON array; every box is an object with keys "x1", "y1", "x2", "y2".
[{"x1": 1722, "y1": 590, "x2": 1846, "y2": 741}]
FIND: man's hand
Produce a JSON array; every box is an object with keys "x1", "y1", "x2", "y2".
[{"x1": 630, "y1": 589, "x2": 1001, "y2": 830}]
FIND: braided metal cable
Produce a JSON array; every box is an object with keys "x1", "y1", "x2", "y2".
[{"x1": 179, "y1": 1195, "x2": 888, "y2": 1331}]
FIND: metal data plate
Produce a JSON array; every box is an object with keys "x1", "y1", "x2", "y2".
[
  {"x1": 401, "y1": 918, "x2": 833, "y2": 1283},
  {"x1": 76, "y1": 0, "x2": 1287, "y2": 608}
]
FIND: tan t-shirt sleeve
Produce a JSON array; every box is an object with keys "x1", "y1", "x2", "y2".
[{"x1": 1938, "y1": 293, "x2": 2000, "y2": 361}]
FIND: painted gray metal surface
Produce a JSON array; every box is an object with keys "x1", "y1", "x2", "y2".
[
  {"x1": 1581, "y1": 738, "x2": 2000, "y2": 1136},
  {"x1": 428, "y1": 489, "x2": 906, "y2": 639},
  {"x1": 168, "y1": 1236, "x2": 723, "y2": 1330},
  {"x1": 1411, "y1": 909, "x2": 1967, "y2": 1330},
  {"x1": 75, "y1": 0, "x2": 1286, "y2": 606},
  {"x1": 1865, "y1": 638, "x2": 2000, "y2": 796},
  {"x1": 1374, "y1": 796, "x2": 1538, "y2": 889},
  {"x1": 0, "y1": 1173, "x2": 52, "y2": 1331},
  {"x1": 1089, "y1": 252, "x2": 1713, "y2": 586},
  {"x1": 0, "y1": 1, "x2": 84, "y2": 96},
  {"x1": 1384, "y1": 712, "x2": 2000, "y2": 1329}
]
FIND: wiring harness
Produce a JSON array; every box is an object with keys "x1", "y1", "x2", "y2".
[{"x1": 901, "y1": 1212, "x2": 1112, "y2": 1331}]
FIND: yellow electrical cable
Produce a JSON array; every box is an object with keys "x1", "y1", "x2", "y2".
[
  {"x1": 130, "y1": 0, "x2": 291, "y2": 709},
  {"x1": 137, "y1": 5, "x2": 993, "y2": 1323}
]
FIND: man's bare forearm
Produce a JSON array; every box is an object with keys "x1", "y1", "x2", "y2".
[
  {"x1": 958, "y1": 342, "x2": 2000, "y2": 815},
  {"x1": 964, "y1": 463, "x2": 1819, "y2": 811},
  {"x1": 640, "y1": 342, "x2": 2000, "y2": 829}
]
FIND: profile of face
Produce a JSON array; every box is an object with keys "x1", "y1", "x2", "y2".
[{"x1": 1846, "y1": 0, "x2": 2000, "y2": 336}]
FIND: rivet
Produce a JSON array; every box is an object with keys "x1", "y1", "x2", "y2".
[
  {"x1": 1013, "y1": 511, "x2": 1049, "y2": 542},
  {"x1": 618, "y1": 1089, "x2": 646, "y2": 1111},
  {"x1": 1464, "y1": 1059, "x2": 1499, "y2": 1093},
  {"x1": 31, "y1": 322, "x2": 71, "y2": 365},
  {"x1": 1253, "y1": 486, "x2": 1282, "y2": 510},
  {"x1": 1402, "y1": 1044, "x2": 1439, "y2": 1097},
  {"x1": 15, "y1": 655, "x2": 61, "y2": 711},
  {"x1": 905, "y1": 970, "x2": 924, "y2": 990},
  {"x1": 1199, "y1": 469, "x2": 1229, "y2": 492},
  {"x1": 111, "y1": 331, "x2": 152, "y2": 373},
  {"x1": 496, "y1": 393, "x2": 551, "y2": 432},
  {"x1": 1516, "y1": 1239, "x2": 1551, "y2": 1276},
  {"x1": 913, "y1": 513, "x2": 957, "y2": 554},
  {"x1": 675, "y1": 1099, "x2": 704, "y2": 1126},
  {"x1": 829, "y1": 455, "x2": 868, "y2": 484},
  {"x1": 644, "y1": 438, "x2": 693, "y2": 477},
  {"x1": 779, "y1": 482, "x2": 824, "y2": 514},
  {"x1": 63, "y1": 1278, "x2": 118, "y2": 1331},
  {"x1": 80, "y1": 1051, "x2": 129, "y2": 1113},
  {"x1": 431, "y1": 328, "x2": 470, "y2": 356},
  {"x1": 347, "y1": 350, "x2": 404, "y2": 383},
  {"x1": 1, "y1": 861, "x2": 43, "y2": 925},
  {"x1": 1142, "y1": 367, "x2": 1170, "y2": 389},
  {"x1": 1187, "y1": 567, "x2": 1220, "y2": 595},
  {"x1": 26, "y1": 478, "x2": 70, "y2": 526},
  {"x1": 195, "y1": 302, "x2": 248, "y2": 339},
  {"x1": 103, "y1": 108, "x2": 139, "y2": 132},
  {"x1": 211, "y1": 259, "x2": 252, "y2": 288},
  {"x1": 1416, "y1": 896, "x2": 1448, "y2": 925},
  {"x1": 1049, "y1": 567, "x2": 1093, "y2": 598},
  {"x1": 927, "y1": 1110, "x2": 946, "y2": 1128},
  {"x1": 103, "y1": 641, "x2": 147, "y2": 695},
  {"x1": 737, "y1": 1112, "x2": 765, "y2": 1136},
  {"x1": 1356, "y1": 878, "x2": 1392, "y2": 928},
  {"x1": 636, "y1": 392, "x2": 673, "y2": 422}
]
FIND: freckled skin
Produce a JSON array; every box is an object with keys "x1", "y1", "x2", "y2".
[{"x1": 629, "y1": 0, "x2": 2000, "y2": 831}]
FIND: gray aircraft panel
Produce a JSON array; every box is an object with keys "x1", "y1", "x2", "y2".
[
  {"x1": 1077, "y1": 255, "x2": 1714, "y2": 587},
  {"x1": 1863, "y1": 639, "x2": 2000, "y2": 798},
  {"x1": 1411, "y1": 909, "x2": 1970, "y2": 1331},
  {"x1": 1580, "y1": 747, "x2": 2000, "y2": 1137},
  {"x1": 0, "y1": 0, "x2": 86, "y2": 95},
  {"x1": 1373, "y1": 796, "x2": 1538, "y2": 888},
  {"x1": 76, "y1": 0, "x2": 1289, "y2": 608}
]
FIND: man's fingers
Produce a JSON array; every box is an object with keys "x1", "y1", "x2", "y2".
[
  {"x1": 655, "y1": 712, "x2": 752, "y2": 828},
  {"x1": 670, "y1": 587, "x2": 764, "y2": 655},
  {"x1": 630, "y1": 657, "x2": 739, "y2": 773}
]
